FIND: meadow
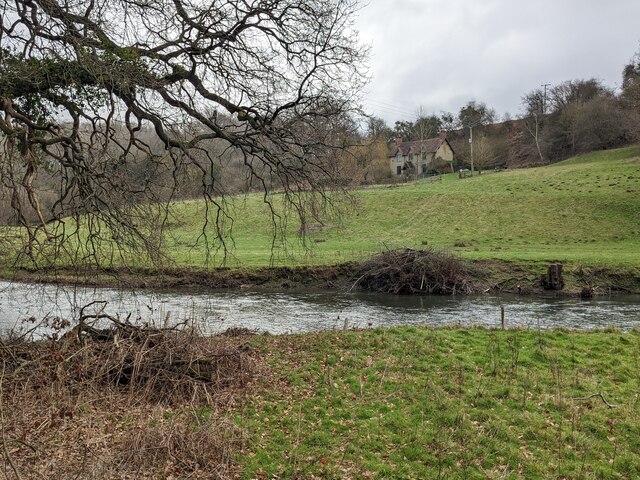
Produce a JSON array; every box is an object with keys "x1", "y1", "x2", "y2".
[
  {"x1": 239, "y1": 326, "x2": 640, "y2": 479},
  {"x1": 4, "y1": 323, "x2": 639, "y2": 479},
  {"x1": 2, "y1": 146, "x2": 639, "y2": 286},
  {"x1": 164, "y1": 146, "x2": 640, "y2": 271}
]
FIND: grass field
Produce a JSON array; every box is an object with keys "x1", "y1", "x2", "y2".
[
  {"x1": 239, "y1": 326, "x2": 640, "y2": 479},
  {"x1": 3, "y1": 146, "x2": 639, "y2": 274},
  {"x1": 4, "y1": 324, "x2": 639, "y2": 478},
  {"x1": 162, "y1": 146, "x2": 640, "y2": 270}
]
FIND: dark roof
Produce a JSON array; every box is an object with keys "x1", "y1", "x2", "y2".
[{"x1": 388, "y1": 137, "x2": 450, "y2": 157}]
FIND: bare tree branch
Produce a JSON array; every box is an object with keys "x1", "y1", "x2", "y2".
[{"x1": 0, "y1": 0, "x2": 367, "y2": 268}]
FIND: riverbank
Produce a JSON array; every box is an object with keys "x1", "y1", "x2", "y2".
[
  {"x1": 0, "y1": 321, "x2": 253, "y2": 479},
  {"x1": 5, "y1": 255, "x2": 640, "y2": 297},
  {"x1": 2, "y1": 325, "x2": 639, "y2": 478}
]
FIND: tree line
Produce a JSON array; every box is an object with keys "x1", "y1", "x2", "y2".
[{"x1": 364, "y1": 48, "x2": 640, "y2": 173}]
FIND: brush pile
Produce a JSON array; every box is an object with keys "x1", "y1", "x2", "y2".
[
  {"x1": 351, "y1": 248, "x2": 480, "y2": 295},
  {"x1": 0, "y1": 304, "x2": 255, "y2": 479}
]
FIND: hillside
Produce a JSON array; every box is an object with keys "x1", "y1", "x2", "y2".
[{"x1": 163, "y1": 146, "x2": 640, "y2": 270}]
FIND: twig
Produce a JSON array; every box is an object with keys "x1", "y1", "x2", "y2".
[
  {"x1": 1, "y1": 361, "x2": 23, "y2": 480},
  {"x1": 378, "y1": 359, "x2": 390, "y2": 388},
  {"x1": 291, "y1": 404, "x2": 303, "y2": 475},
  {"x1": 571, "y1": 391, "x2": 617, "y2": 408}
]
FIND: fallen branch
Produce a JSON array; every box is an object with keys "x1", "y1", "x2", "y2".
[{"x1": 571, "y1": 391, "x2": 617, "y2": 408}]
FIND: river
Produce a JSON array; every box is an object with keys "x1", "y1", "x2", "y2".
[{"x1": 1, "y1": 280, "x2": 640, "y2": 337}]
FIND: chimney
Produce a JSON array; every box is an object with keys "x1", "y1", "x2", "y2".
[
  {"x1": 438, "y1": 131, "x2": 447, "y2": 141},
  {"x1": 395, "y1": 137, "x2": 403, "y2": 147}
]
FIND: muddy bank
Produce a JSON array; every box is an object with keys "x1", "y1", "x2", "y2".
[
  {"x1": 6, "y1": 263, "x2": 358, "y2": 291},
  {"x1": 4, "y1": 252, "x2": 640, "y2": 297}
]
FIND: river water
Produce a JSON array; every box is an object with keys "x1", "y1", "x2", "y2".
[{"x1": 1, "y1": 280, "x2": 639, "y2": 337}]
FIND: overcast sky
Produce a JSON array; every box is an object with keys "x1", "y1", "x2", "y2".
[{"x1": 354, "y1": 0, "x2": 640, "y2": 124}]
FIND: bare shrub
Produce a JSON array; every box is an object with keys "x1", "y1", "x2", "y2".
[
  {"x1": 117, "y1": 411, "x2": 239, "y2": 479},
  {"x1": 0, "y1": 313, "x2": 255, "y2": 479}
]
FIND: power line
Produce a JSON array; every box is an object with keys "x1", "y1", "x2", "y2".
[
  {"x1": 365, "y1": 99, "x2": 420, "y2": 114},
  {"x1": 363, "y1": 104, "x2": 421, "y2": 122},
  {"x1": 366, "y1": 99, "x2": 420, "y2": 113}
]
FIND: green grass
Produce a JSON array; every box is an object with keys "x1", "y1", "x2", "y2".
[
  {"x1": 4, "y1": 146, "x2": 640, "y2": 272},
  {"x1": 160, "y1": 146, "x2": 640, "y2": 269},
  {"x1": 238, "y1": 327, "x2": 640, "y2": 479}
]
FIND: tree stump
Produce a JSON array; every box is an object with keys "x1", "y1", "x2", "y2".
[{"x1": 541, "y1": 263, "x2": 564, "y2": 290}]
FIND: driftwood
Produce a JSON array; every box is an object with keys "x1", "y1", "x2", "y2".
[{"x1": 350, "y1": 248, "x2": 479, "y2": 295}]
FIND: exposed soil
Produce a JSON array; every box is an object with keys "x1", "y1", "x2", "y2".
[{"x1": 3, "y1": 251, "x2": 640, "y2": 297}]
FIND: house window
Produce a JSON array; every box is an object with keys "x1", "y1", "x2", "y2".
[
  {"x1": 421, "y1": 151, "x2": 426, "y2": 161},
  {"x1": 397, "y1": 153, "x2": 402, "y2": 163},
  {"x1": 409, "y1": 153, "x2": 414, "y2": 162},
  {"x1": 396, "y1": 166, "x2": 402, "y2": 175}
]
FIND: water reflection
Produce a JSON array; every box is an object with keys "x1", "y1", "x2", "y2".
[{"x1": 0, "y1": 280, "x2": 639, "y2": 336}]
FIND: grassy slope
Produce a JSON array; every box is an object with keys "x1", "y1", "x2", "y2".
[
  {"x1": 239, "y1": 327, "x2": 640, "y2": 479},
  {"x1": 165, "y1": 146, "x2": 640, "y2": 270}
]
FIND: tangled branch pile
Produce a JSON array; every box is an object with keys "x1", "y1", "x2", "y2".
[
  {"x1": 352, "y1": 248, "x2": 480, "y2": 295},
  {"x1": 0, "y1": 311, "x2": 255, "y2": 479}
]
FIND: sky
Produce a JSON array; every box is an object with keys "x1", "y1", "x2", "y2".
[{"x1": 353, "y1": 0, "x2": 640, "y2": 125}]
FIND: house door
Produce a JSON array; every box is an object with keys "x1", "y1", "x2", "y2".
[{"x1": 396, "y1": 166, "x2": 402, "y2": 175}]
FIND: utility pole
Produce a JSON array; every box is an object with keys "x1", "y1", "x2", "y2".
[
  {"x1": 541, "y1": 83, "x2": 551, "y2": 114},
  {"x1": 467, "y1": 119, "x2": 482, "y2": 175},
  {"x1": 469, "y1": 125, "x2": 474, "y2": 174}
]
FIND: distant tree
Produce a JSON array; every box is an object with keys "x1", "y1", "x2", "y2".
[
  {"x1": 367, "y1": 116, "x2": 393, "y2": 141},
  {"x1": 548, "y1": 79, "x2": 609, "y2": 113},
  {"x1": 393, "y1": 120, "x2": 415, "y2": 141},
  {"x1": 522, "y1": 89, "x2": 546, "y2": 117},
  {"x1": 545, "y1": 92, "x2": 634, "y2": 157},
  {"x1": 521, "y1": 88, "x2": 547, "y2": 163},
  {"x1": 414, "y1": 115, "x2": 442, "y2": 140},
  {"x1": 439, "y1": 111, "x2": 459, "y2": 131},
  {"x1": 343, "y1": 138, "x2": 391, "y2": 184},
  {"x1": 621, "y1": 48, "x2": 640, "y2": 111},
  {"x1": 472, "y1": 135, "x2": 494, "y2": 172},
  {"x1": 569, "y1": 96, "x2": 637, "y2": 153},
  {"x1": 458, "y1": 100, "x2": 497, "y2": 128},
  {"x1": 390, "y1": 113, "x2": 443, "y2": 142}
]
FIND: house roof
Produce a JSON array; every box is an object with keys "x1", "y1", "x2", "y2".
[{"x1": 388, "y1": 137, "x2": 451, "y2": 158}]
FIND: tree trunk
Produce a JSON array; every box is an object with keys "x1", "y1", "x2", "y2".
[{"x1": 540, "y1": 263, "x2": 564, "y2": 290}]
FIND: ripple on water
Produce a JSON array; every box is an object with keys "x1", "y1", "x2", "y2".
[{"x1": 0, "y1": 281, "x2": 639, "y2": 336}]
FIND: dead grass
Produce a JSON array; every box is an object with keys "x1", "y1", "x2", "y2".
[{"x1": 0, "y1": 313, "x2": 256, "y2": 479}]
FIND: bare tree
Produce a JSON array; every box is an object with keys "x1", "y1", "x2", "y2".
[
  {"x1": 521, "y1": 88, "x2": 546, "y2": 163},
  {"x1": 0, "y1": 0, "x2": 367, "y2": 268}
]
